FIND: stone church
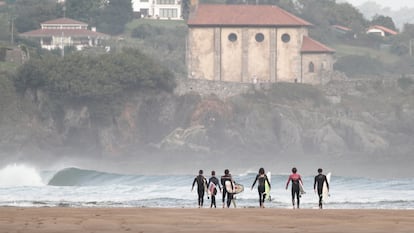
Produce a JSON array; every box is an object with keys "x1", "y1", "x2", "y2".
[{"x1": 186, "y1": 4, "x2": 335, "y2": 84}]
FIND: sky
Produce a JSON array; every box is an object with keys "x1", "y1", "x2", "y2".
[{"x1": 345, "y1": 0, "x2": 414, "y2": 10}]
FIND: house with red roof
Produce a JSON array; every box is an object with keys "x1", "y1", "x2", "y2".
[
  {"x1": 186, "y1": 4, "x2": 335, "y2": 84},
  {"x1": 367, "y1": 25, "x2": 398, "y2": 37},
  {"x1": 20, "y1": 18, "x2": 109, "y2": 51}
]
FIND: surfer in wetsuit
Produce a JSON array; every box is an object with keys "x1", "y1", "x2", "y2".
[
  {"x1": 207, "y1": 170, "x2": 221, "y2": 208},
  {"x1": 251, "y1": 167, "x2": 271, "y2": 208},
  {"x1": 220, "y1": 169, "x2": 234, "y2": 208},
  {"x1": 285, "y1": 167, "x2": 303, "y2": 209},
  {"x1": 192, "y1": 169, "x2": 207, "y2": 208},
  {"x1": 314, "y1": 168, "x2": 329, "y2": 209}
]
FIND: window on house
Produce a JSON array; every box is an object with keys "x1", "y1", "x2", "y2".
[
  {"x1": 309, "y1": 62, "x2": 315, "y2": 73},
  {"x1": 157, "y1": 0, "x2": 175, "y2": 4},
  {"x1": 281, "y1": 33, "x2": 291, "y2": 43},
  {"x1": 255, "y1": 33, "x2": 264, "y2": 42},
  {"x1": 159, "y1": 8, "x2": 177, "y2": 18},
  {"x1": 140, "y1": 8, "x2": 149, "y2": 16},
  {"x1": 228, "y1": 33, "x2": 237, "y2": 42}
]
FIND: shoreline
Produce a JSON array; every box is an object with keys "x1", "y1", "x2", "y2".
[{"x1": 2, "y1": 207, "x2": 414, "y2": 233}]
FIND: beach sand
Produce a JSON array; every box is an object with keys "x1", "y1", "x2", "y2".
[{"x1": 1, "y1": 207, "x2": 413, "y2": 233}]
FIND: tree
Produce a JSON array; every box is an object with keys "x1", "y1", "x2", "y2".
[
  {"x1": 64, "y1": 0, "x2": 105, "y2": 23},
  {"x1": 94, "y1": 0, "x2": 133, "y2": 35},
  {"x1": 334, "y1": 55, "x2": 386, "y2": 77},
  {"x1": 14, "y1": 48, "x2": 176, "y2": 100},
  {"x1": 13, "y1": 0, "x2": 59, "y2": 33},
  {"x1": 371, "y1": 15, "x2": 397, "y2": 31},
  {"x1": 296, "y1": 0, "x2": 367, "y2": 32},
  {"x1": 0, "y1": 72, "x2": 16, "y2": 114},
  {"x1": 390, "y1": 23, "x2": 414, "y2": 56},
  {"x1": 181, "y1": 0, "x2": 191, "y2": 21},
  {"x1": 0, "y1": 14, "x2": 9, "y2": 41}
]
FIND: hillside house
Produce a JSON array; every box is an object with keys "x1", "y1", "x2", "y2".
[
  {"x1": 367, "y1": 25, "x2": 398, "y2": 37},
  {"x1": 186, "y1": 4, "x2": 335, "y2": 84},
  {"x1": 20, "y1": 18, "x2": 109, "y2": 51},
  {"x1": 132, "y1": 0, "x2": 182, "y2": 20},
  {"x1": 331, "y1": 25, "x2": 352, "y2": 34}
]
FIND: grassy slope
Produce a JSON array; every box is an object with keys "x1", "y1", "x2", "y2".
[{"x1": 333, "y1": 43, "x2": 400, "y2": 64}]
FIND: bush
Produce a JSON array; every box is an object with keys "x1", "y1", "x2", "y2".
[
  {"x1": 397, "y1": 76, "x2": 414, "y2": 90},
  {"x1": 334, "y1": 55, "x2": 386, "y2": 77},
  {"x1": 14, "y1": 48, "x2": 176, "y2": 100}
]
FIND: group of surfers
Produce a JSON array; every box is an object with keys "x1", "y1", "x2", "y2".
[{"x1": 192, "y1": 167, "x2": 330, "y2": 209}]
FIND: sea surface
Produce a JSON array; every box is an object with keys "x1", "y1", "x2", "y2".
[{"x1": 0, "y1": 164, "x2": 413, "y2": 209}]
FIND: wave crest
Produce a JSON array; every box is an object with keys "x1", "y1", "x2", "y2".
[{"x1": 0, "y1": 164, "x2": 44, "y2": 186}]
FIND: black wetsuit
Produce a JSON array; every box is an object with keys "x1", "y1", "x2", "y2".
[
  {"x1": 286, "y1": 173, "x2": 302, "y2": 208},
  {"x1": 192, "y1": 175, "x2": 207, "y2": 207},
  {"x1": 251, "y1": 174, "x2": 271, "y2": 207},
  {"x1": 207, "y1": 176, "x2": 221, "y2": 208},
  {"x1": 220, "y1": 174, "x2": 233, "y2": 208},
  {"x1": 314, "y1": 174, "x2": 329, "y2": 209}
]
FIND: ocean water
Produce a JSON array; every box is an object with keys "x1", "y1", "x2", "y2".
[{"x1": 0, "y1": 164, "x2": 413, "y2": 209}]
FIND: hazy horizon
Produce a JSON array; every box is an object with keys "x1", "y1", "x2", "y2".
[{"x1": 344, "y1": 0, "x2": 414, "y2": 10}]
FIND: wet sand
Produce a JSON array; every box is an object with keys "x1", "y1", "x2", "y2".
[{"x1": 1, "y1": 207, "x2": 413, "y2": 233}]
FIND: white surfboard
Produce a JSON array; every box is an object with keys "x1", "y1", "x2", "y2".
[
  {"x1": 322, "y1": 172, "x2": 331, "y2": 202},
  {"x1": 299, "y1": 182, "x2": 306, "y2": 195},
  {"x1": 265, "y1": 171, "x2": 271, "y2": 201}
]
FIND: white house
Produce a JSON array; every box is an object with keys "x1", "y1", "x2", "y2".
[
  {"x1": 132, "y1": 0, "x2": 182, "y2": 20},
  {"x1": 20, "y1": 18, "x2": 109, "y2": 51},
  {"x1": 367, "y1": 25, "x2": 398, "y2": 37}
]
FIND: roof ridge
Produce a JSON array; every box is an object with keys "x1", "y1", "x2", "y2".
[
  {"x1": 301, "y1": 36, "x2": 335, "y2": 53},
  {"x1": 188, "y1": 4, "x2": 312, "y2": 27},
  {"x1": 41, "y1": 17, "x2": 88, "y2": 25}
]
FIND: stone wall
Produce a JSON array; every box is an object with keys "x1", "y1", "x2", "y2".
[
  {"x1": 175, "y1": 74, "x2": 409, "y2": 100},
  {"x1": 174, "y1": 78, "x2": 260, "y2": 99}
]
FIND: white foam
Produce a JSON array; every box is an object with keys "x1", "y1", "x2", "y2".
[{"x1": 0, "y1": 164, "x2": 44, "y2": 186}]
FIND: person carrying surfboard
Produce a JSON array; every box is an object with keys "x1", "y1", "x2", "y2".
[
  {"x1": 207, "y1": 170, "x2": 221, "y2": 208},
  {"x1": 285, "y1": 167, "x2": 303, "y2": 209},
  {"x1": 251, "y1": 168, "x2": 271, "y2": 208},
  {"x1": 192, "y1": 169, "x2": 208, "y2": 208},
  {"x1": 314, "y1": 168, "x2": 329, "y2": 209},
  {"x1": 220, "y1": 169, "x2": 234, "y2": 208}
]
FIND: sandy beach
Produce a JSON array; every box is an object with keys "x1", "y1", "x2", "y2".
[{"x1": 1, "y1": 207, "x2": 413, "y2": 233}]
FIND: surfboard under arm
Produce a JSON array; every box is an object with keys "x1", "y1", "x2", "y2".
[{"x1": 322, "y1": 172, "x2": 332, "y2": 202}]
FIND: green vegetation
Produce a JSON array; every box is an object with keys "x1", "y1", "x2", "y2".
[
  {"x1": 7, "y1": 0, "x2": 132, "y2": 35},
  {"x1": 122, "y1": 19, "x2": 187, "y2": 78},
  {"x1": 268, "y1": 83, "x2": 328, "y2": 107},
  {"x1": 334, "y1": 55, "x2": 386, "y2": 77},
  {"x1": 334, "y1": 44, "x2": 400, "y2": 64},
  {"x1": 14, "y1": 49, "x2": 176, "y2": 100},
  {"x1": 398, "y1": 76, "x2": 414, "y2": 90},
  {"x1": 0, "y1": 71, "x2": 16, "y2": 111}
]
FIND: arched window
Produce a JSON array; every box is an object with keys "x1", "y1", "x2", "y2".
[{"x1": 309, "y1": 62, "x2": 315, "y2": 73}]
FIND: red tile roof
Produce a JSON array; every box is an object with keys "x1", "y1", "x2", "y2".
[
  {"x1": 20, "y1": 29, "x2": 109, "y2": 38},
  {"x1": 41, "y1": 18, "x2": 88, "y2": 26},
  {"x1": 301, "y1": 36, "x2": 335, "y2": 54},
  {"x1": 332, "y1": 25, "x2": 352, "y2": 32},
  {"x1": 368, "y1": 25, "x2": 398, "y2": 35},
  {"x1": 188, "y1": 4, "x2": 312, "y2": 27}
]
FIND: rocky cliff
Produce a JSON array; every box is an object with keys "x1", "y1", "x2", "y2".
[{"x1": 1, "y1": 78, "x2": 413, "y2": 177}]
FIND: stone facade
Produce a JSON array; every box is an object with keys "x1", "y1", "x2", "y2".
[
  {"x1": 187, "y1": 4, "x2": 335, "y2": 84},
  {"x1": 301, "y1": 53, "x2": 335, "y2": 84}
]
